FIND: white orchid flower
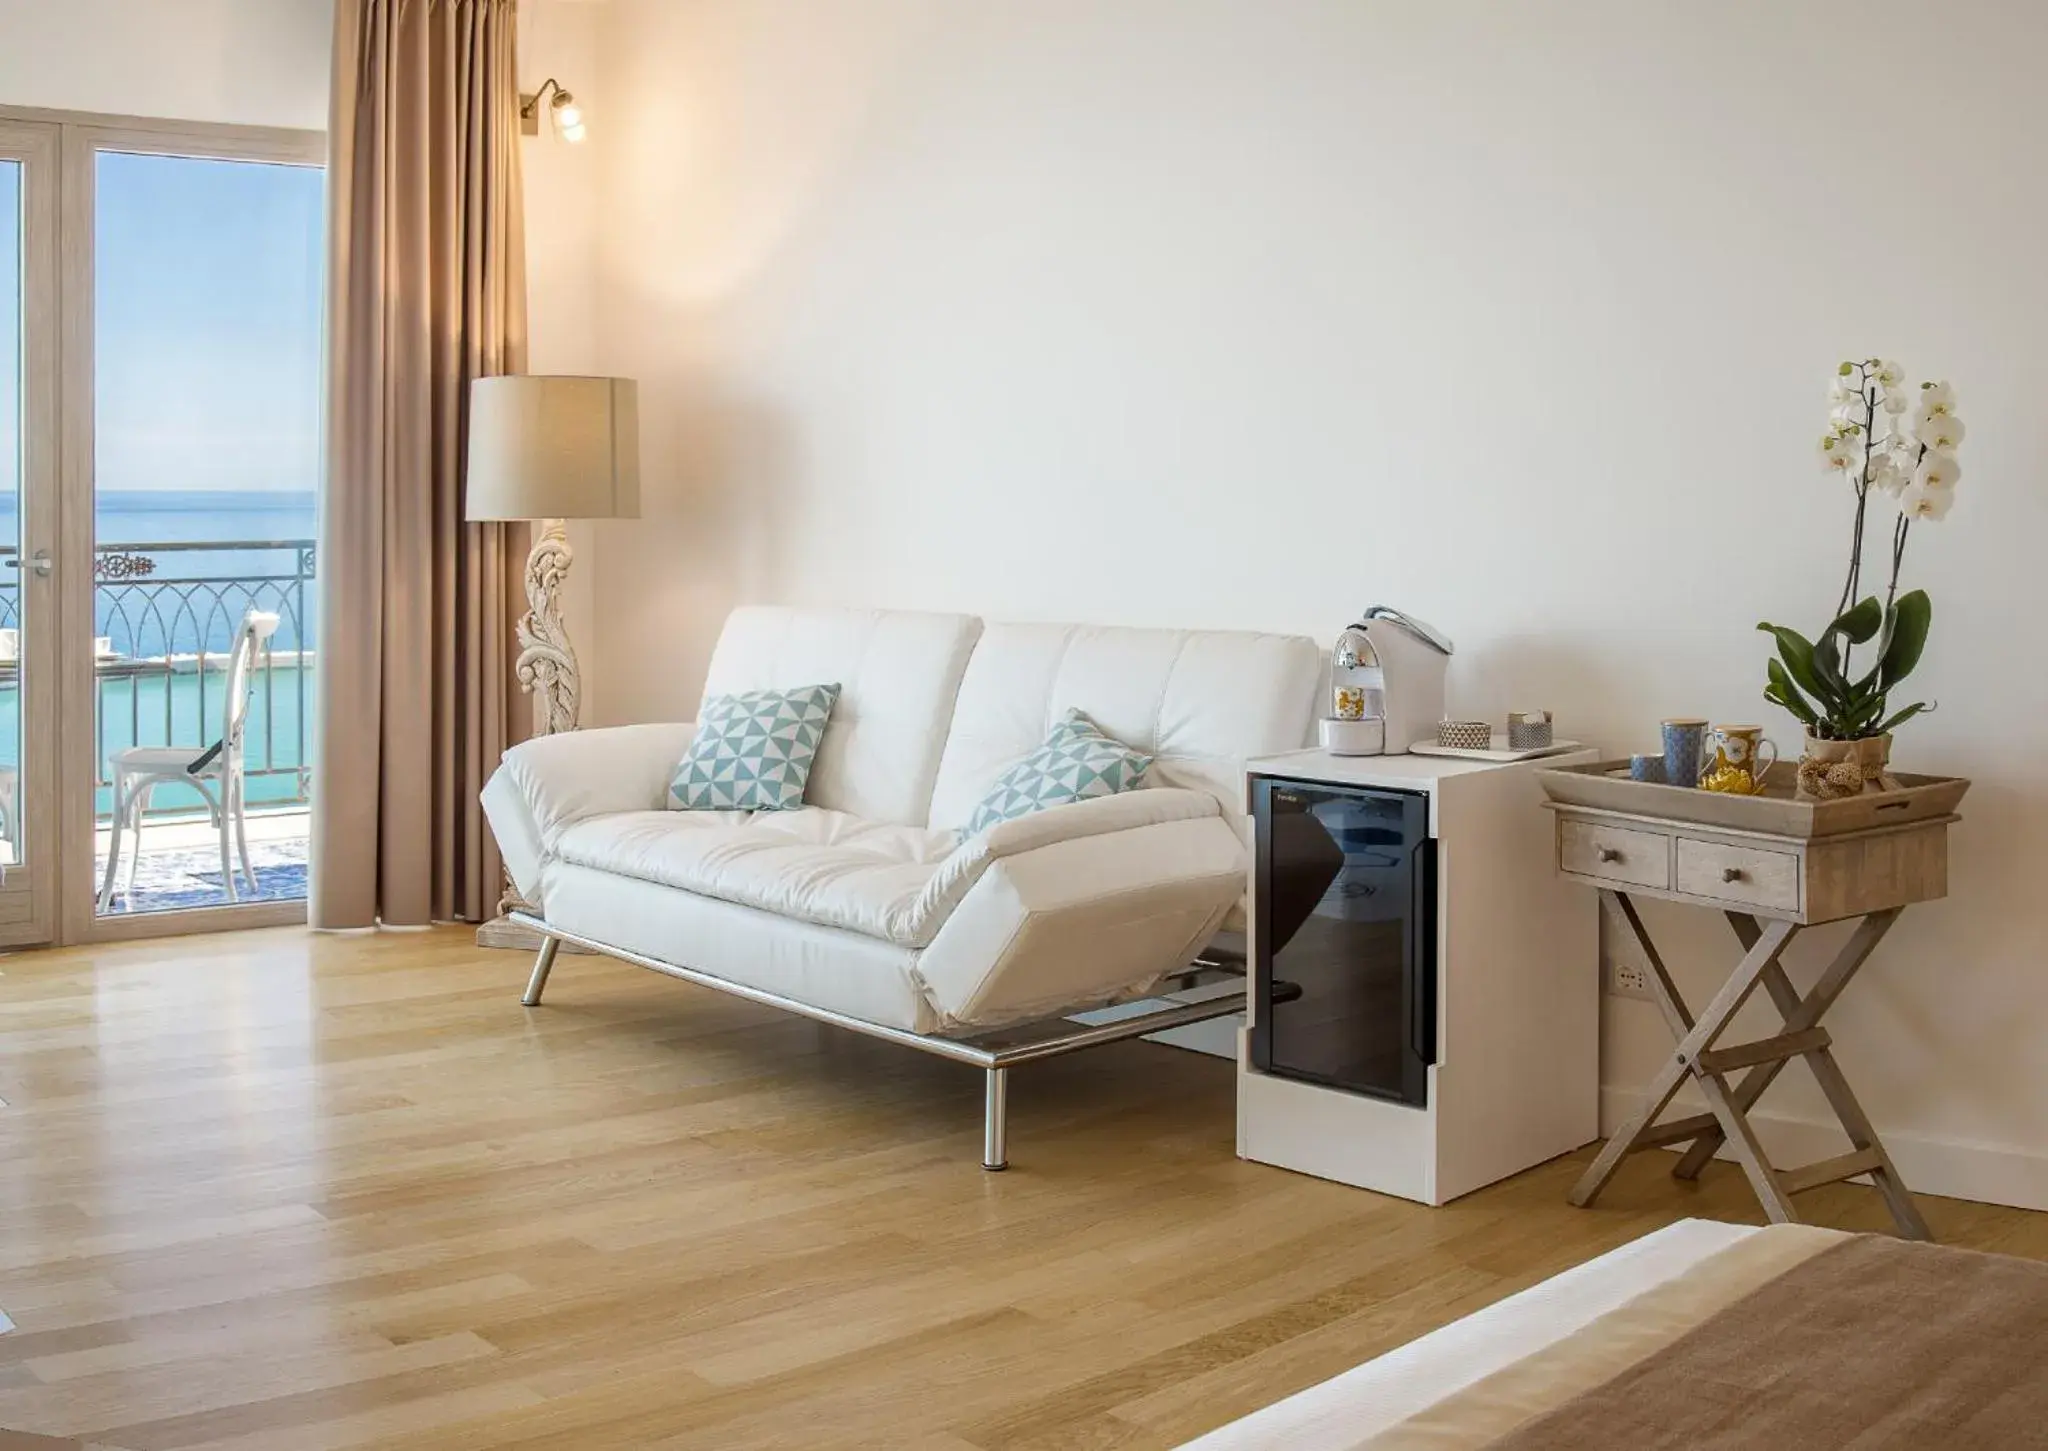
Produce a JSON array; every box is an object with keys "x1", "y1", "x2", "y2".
[
  {"x1": 1918, "y1": 413, "x2": 1966, "y2": 454},
  {"x1": 1913, "y1": 452, "x2": 1961, "y2": 491},
  {"x1": 1873, "y1": 359, "x2": 1907, "y2": 390},
  {"x1": 1828, "y1": 377, "x2": 1862, "y2": 406},
  {"x1": 1917, "y1": 380, "x2": 1957, "y2": 418},
  {"x1": 1819, "y1": 430, "x2": 1863, "y2": 475},
  {"x1": 1896, "y1": 481, "x2": 1955, "y2": 521},
  {"x1": 1866, "y1": 454, "x2": 1909, "y2": 496},
  {"x1": 1882, "y1": 387, "x2": 1909, "y2": 415}
]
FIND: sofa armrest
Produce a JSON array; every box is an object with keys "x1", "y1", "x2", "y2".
[
  {"x1": 909, "y1": 795, "x2": 1247, "y2": 1031},
  {"x1": 481, "y1": 722, "x2": 695, "y2": 902}
]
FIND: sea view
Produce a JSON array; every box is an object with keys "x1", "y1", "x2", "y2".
[{"x1": 1, "y1": 489, "x2": 318, "y2": 815}]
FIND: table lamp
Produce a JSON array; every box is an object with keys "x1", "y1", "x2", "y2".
[{"x1": 465, "y1": 375, "x2": 640, "y2": 736}]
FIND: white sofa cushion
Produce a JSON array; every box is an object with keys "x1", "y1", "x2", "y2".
[
  {"x1": 912, "y1": 810, "x2": 1248, "y2": 1032},
  {"x1": 926, "y1": 622, "x2": 1322, "y2": 835},
  {"x1": 549, "y1": 786, "x2": 1230, "y2": 958},
  {"x1": 701, "y1": 607, "x2": 981, "y2": 827},
  {"x1": 915, "y1": 786, "x2": 1227, "y2": 943},
  {"x1": 553, "y1": 807, "x2": 959, "y2": 947},
  {"x1": 541, "y1": 861, "x2": 936, "y2": 1033},
  {"x1": 483, "y1": 721, "x2": 703, "y2": 906}
]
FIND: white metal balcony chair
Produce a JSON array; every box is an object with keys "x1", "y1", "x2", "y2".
[
  {"x1": 0, "y1": 765, "x2": 15, "y2": 868},
  {"x1": 98, "y1": 609, "x2": 281, "y2": 912}
]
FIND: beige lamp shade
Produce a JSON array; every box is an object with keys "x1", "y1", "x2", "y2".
[{"x1": 465, "y1": 375, "x2": 641, "y2": 521}]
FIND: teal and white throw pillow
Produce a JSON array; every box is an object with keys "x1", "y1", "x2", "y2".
[
  {"x1": 963, "y1": 709, "x2": 1154, "y2": 834},
  {"x1": 669, "y1": 682, "x2": 840, "y2": 811}
]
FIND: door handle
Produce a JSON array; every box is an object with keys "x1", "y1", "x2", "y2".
[{"x1": 27, "y1": 550, "x2": 52, "y2": 578}]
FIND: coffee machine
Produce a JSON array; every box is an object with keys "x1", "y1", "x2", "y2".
[{"x1": 1319, "y1": 606, "x2": 1453, "y2": 756}]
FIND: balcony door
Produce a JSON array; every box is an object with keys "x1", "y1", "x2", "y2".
[
  {"x1": 0, "y1": 121, "x2": 59, "y2": 947},
  {"x1": 0, "y1": 110, "x2": 322, "y2": 948},
  {"x1": 64, "y1": 124, "x2": 324, "y2": 940}
]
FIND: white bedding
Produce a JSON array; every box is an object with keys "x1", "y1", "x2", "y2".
[{"x1": 1178, "y1": 1218, "x2": 1760, "y2": 1450}]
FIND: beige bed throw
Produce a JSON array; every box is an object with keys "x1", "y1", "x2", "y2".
[{"x1": 1375, "y1": 1226, "x2": 2048, "y2": 1449}]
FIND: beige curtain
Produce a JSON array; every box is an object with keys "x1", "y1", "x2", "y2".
[{"x1": 312, "y1": 0, "x2": 529, "y2": 929}]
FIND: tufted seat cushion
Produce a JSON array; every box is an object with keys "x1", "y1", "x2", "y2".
[{"x1": 553, "y1": 808, "x2": 960, "y2": 947}]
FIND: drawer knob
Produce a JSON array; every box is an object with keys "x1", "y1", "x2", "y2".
[
  {"x1": 1597, "y1": 846, "x2": 1622, "y2": 863},
  {"x1": 1722, "y1": 866, "x2": 1745, "y2": 884}
]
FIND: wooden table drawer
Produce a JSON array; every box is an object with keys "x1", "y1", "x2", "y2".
[
  {"x1": 1560, "y1": 820, "x2": 1670, "y2": 889},
  {"x1": 1675, "y1": 836, "x2": 1801, "y2": 913}
]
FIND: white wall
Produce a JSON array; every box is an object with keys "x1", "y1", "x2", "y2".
[
  {"x1": 572, "y1": 0, "x2": 2048, "y2": 1206},
  {"x1": 0, "y1": 0, "x2": 331, "y2": 129},
  {"x1": 520, "y1": 0, "x2": 607, "y2": 722}
]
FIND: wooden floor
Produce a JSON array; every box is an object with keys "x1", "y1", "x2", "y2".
[{"x1": 0, "y1": 927, "x2": 2042, "y2": 1450}]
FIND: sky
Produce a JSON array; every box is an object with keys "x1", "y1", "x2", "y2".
[{"x1": 1, "y1": 148, "x2": 323, "y2": 515}]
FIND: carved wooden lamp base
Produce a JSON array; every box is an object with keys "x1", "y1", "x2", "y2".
[{"x1": 478, "y1": 517, "x2": 581, "y2": 952}]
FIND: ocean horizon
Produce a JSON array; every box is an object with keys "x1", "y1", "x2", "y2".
[
  {"x1": 1, "y1": 487, "x2": 318, "y2": 542},
  {"x1": 2, "y1": 488, "x2": 319, "y2": 654}
]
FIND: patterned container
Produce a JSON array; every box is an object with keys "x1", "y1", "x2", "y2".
[
  {"x1": 1508, "y1": 710, "x2": 1553, "y2": 751},
  {"x1": 1436, "y1": 720, "x2": 1493, "y2": 751}
]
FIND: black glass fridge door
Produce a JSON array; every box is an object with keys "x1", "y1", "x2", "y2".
[{"x1": 1252, "y1": 780, "x2": 1435, "y2": 1107}]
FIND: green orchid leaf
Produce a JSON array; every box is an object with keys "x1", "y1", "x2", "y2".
[
  {"x1": 1765, "y1": 662, "x2": 1819, "y2": 726},
  {"x1": 1879, "y1": 590, "x2": 1932, "y2": 692},
  {"x1": 1812, "y1": 627, "x2": 1848, "y2": 702},
  {"x1": 1826, "y1": 595, "x2": 1885, "y2": 646},
  {"x1": 1873, "y1": 701, "x2": 1931, "y2": 735},
  {"x1": 1845, "y1": 690, "x2": 1888, "y2": 732},
  {"x1": 1766, "y1": 658, "x2": 1817, "y2": 715},
  {"x1": 1757, "y1": 623, "x2": 1827, "y2": 701}
]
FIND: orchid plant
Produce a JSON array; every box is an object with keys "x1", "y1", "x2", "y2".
[{"x1": 1757, "y1": 358, "x2": 1962, "y2": 742}]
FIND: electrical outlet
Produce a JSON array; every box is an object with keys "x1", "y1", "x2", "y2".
[{"x1": 1608, "y1": 958, "x2": 1650, "y2": 999}]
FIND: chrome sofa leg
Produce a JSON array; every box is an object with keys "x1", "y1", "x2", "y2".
[
  {"x1": 522, "y1": 935, "x2": 561, "y2": 1007},
  {"x1": 983, "y1": 1066, "x2": 1009, "y2": 1171}
]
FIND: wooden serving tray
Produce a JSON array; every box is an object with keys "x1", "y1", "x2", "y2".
[{"x1": 1535, "y1": 759, "x2": 1969, "y2": 839}]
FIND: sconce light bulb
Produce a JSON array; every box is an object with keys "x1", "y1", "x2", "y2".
[{"x1": 560, "y1": 116, "x2": 587, "y2": 143}]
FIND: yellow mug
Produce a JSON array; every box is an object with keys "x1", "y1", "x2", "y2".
[{"x1": 1700, "y1": 724, "x2": 1778, "y2": 794}]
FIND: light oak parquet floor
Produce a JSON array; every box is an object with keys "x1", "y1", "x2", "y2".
[{"x1": 0, "y1": 926, "x2": 2041, "y2": 1449}]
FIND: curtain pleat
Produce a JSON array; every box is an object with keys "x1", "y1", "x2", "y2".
[{"x1": 312, "y1": 0, "x2": 529, "y2": 929}]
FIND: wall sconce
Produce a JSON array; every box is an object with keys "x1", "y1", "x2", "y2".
[{"x1": 520, "y1": 78, "x2": 585, "y2": 143}]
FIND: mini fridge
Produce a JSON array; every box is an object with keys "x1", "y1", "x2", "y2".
[{"x1": 1250, "y1": 778, "x2": 1437, "y2": 1108}]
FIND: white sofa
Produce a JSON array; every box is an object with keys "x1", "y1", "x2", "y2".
[{"x1": 481, "y1": 606, "x2": 1320, "y2": 1167}]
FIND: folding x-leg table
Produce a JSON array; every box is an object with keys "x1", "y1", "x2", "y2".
[
  {"x1": 1544, "y1": 783, "x2": 1963, "y2": 1242},
  {"x1": 1570, "y1": 892, "x2": 1929, "y2": 1239}
]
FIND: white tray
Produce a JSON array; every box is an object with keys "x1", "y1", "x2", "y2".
[{"x1": 1408, "y1": 736, "x2": 1585, "y2": 763}]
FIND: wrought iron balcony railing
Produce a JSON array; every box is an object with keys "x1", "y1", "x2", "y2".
[{"x1": 0, "y1": 538, "x2": 315, "y2": 819}]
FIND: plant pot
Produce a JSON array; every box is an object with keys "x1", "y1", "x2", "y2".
[{"x1": 1797, "y1": 733, "x2": 1898, "y2": 800}]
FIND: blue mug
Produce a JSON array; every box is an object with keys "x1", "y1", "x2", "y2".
[
  {"x1": 1662, "y1": 719, "x2": 1709, "y2": 790},
  {"x1": 1630, "y1": 753, "x2": 1666, "y2": 783}
]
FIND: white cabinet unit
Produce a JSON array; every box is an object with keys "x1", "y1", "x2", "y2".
[{"x1": 1238, "y1": 749, "x2": 1600, "y2": 1204}]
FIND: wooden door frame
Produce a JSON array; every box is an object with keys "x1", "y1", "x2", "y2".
[
  {"x1": 0, "y1": 119, "x2": 62, "y2": 947},
  {"x1": 0, "y1": 106, "x2": 324, "y2": 945}
]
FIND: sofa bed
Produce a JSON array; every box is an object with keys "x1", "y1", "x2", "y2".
[{"x1": 481, "y1": 605, "x2": 1322, "y2": 1167}]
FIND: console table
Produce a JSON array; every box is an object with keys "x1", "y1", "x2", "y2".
[{"x1": 1538, "y1": 761, "x2": 1969, "y2": 1240}]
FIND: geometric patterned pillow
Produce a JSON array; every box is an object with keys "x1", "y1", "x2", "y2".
[
  {"x1": 668, "y1": 682, "x2": 840, "y2": 811},
  {"x1": 962, "y1": 708, "x2": 1154, "y2": 835}
]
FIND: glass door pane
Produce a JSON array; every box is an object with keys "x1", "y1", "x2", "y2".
[
  {"x1": 91, "y1": 149, "x2": 323, "y2": 917},
  {"x1": 1254, "y1": 782, "x2": 1434, "y2": 1107}
]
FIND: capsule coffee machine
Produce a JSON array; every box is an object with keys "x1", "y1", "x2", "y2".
[{"x1": 1319, "y1": 606, "x2": 1453, "y2": 756}]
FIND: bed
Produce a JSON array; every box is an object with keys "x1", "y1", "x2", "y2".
[{"x1": 1181, "y1": 1218, "x2": 2048, "y2": 1449}]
